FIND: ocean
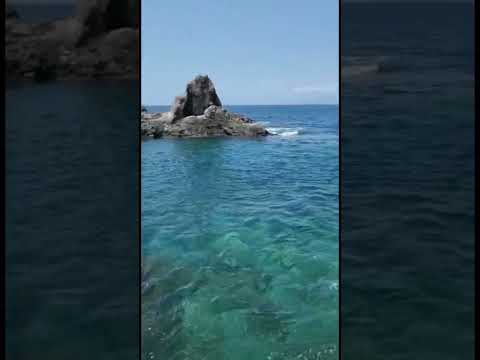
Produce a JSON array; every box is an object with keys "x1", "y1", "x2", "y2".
[
  {"x1": 341, "y1": 3, "x2": 475, "y2": 360},
  {"x1": 142, "y1": 105, "x2": 339, "y2": 359},
  {"x1": 5, "y1": 80, "x2": 140, "y2": 360}
]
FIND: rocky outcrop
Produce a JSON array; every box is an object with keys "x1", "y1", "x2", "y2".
[
  {"x1": 169, "y1": 75, "x2": 223, "y2": 122},
  {"x1": 75, "y1": 0, "x2": 138, "y2": 45},
  {"x1": 142, "y1": 76, "x2": 270, "y2": 139},
  {"x1": 5, "y1": 0, "x2": 139, "y2": 81},
  {"x1": 183, "y1": 75, "x2": 222, "y2": 116}
]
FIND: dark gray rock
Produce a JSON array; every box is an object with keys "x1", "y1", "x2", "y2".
[
  {"x1": 33, "y1": 59, "x2": 57, "y2": 82},
  {"x1": 51, "y1": 18, "x2": 84, "y2": 48},
  {"x1": 5, "y1": 11, "x2": 138, "y2": 80},
  {"x1": 183, "y1": 75, "x2": 222, "y2": 116},
  {"x1": 141, "y1": 76, "x2": 269, "y2": 139},
  {"x1": 152, "y1": 125, "x2": 165, "y2": 139},
  {"x1": 96, "y1": 27, "x2": 139, "y2": 73},
  {"x1": 203, "y1": 104, "x2": 223, "y2": 120},
  {"x1": 100, "y1": 27, "x2": 138, "y2": 53},
  {"x1": 170, "y1": 96, "x2": 186, "y2": 122},
  {"x1": 75, "y1": 0, "x2": 138, "y2": 44},
  {"x1": 141, "y1": 106, "x2": 269, "y2": 139}
]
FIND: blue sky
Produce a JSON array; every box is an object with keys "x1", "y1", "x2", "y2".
[{"x1": 142, "y1": 0, "x2": 339, "y2": 105}]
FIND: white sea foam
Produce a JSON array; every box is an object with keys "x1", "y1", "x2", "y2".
[
  {"x1": 329, "y1": 281, "x2": 339, "y2": 291},
  {"x1": 267, "y1": 127, "x2": 302, "y2": 137}
]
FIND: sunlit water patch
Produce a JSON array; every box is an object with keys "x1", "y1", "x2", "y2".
[{"x1": 142, "y1": 105, "x2": 338, "y2": 360}]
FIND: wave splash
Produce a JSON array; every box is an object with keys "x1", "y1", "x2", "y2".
[{"x1": 267, "y1": 127, "x2": 302, "y2": 137}]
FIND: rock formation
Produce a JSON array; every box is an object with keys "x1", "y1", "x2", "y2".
[
  {"x1": 75, "y1": 0, "x2": 138, "y2": 45},
  {"x1": 183, "y1": 75, "x2": 222, "y2": 116},
  {"x1": 169, "y1": 76, "x2": 223, "y2": 121},
  {"x1": 142, "y1": 76, "x2": 270, "y2": 139},
  {"x1": 5, "y1": 0, "x2": 139, "y2": 81}
]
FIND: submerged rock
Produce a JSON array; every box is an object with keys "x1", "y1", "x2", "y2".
[
  {"x1": 246, "y1": 302, "x2": 294, "y2": 342},
  {"x1": 141, "y1": 76, "x2": 270, "y2": 139},
  {"x1": 212, "y1": 232, "x2": 254, "y2": 269}
]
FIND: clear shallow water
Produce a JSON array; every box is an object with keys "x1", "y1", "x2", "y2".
[
  {"x1": 142, "y1": 105, "x2": 339, "y2": 360},
  {"x1": 5, "y1": 80, "x2": 139, "y2": 360},
  {"x1": 341, "y1": 3, "x2": 474, "y2": 360}
]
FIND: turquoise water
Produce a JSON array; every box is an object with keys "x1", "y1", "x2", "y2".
[{"x1": 142, "y1": 105, "x2": 338, "y2": 360}]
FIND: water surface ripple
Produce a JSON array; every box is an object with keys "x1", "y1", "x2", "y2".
[{"x1": 142, "y1": 105, "x2": 339, "y2": 360}]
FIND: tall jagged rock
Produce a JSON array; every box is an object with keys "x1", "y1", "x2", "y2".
[
  {"x1": 75, "y1": 0, "x2": 138, "y2": 44},
  {"x1": 183, "y1": 75, "x2": 222, "y2": 117}
]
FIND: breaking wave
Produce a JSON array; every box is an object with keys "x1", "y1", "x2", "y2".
[{"x1": 267, "y1": 127, "x2": 302, "y2": 137}]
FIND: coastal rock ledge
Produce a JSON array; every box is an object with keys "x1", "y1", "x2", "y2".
[{"x1": 141, "y1": 75, "x2": 270, "y2": 139}]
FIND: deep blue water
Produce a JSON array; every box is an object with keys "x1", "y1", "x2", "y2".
[
  {"x1": 341, "y1": 3, "x2": 475, "y2": 360},
  {"x1": 5, "y1": 80, "x2": 139, "y2": 360},
  {"x1": 142, "y1": 105, "x2": 339, "y2": 359}
]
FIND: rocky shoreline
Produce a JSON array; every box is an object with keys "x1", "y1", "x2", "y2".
[
  {"x1": 142, "y1": 75, "x2": 270, "y2": 139},
  {"x1": 5, "y1": 0, "x2": 139, "y2": 81}
]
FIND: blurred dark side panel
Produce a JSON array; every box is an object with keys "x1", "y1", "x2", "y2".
[
  {"x1": 5, "y1": 1, "x2": 139, "y2": 359},
  {"x1": 341, "y1": 2, "x2": 475, "y2": 359}
]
